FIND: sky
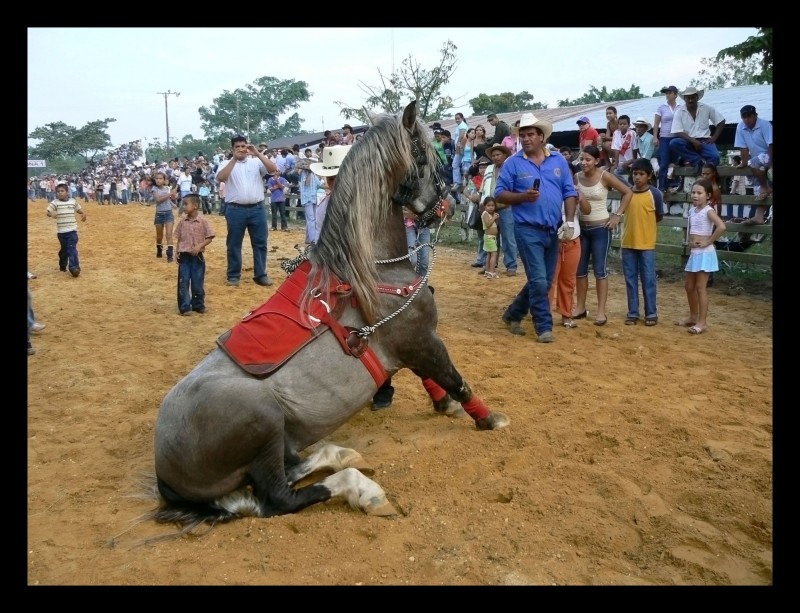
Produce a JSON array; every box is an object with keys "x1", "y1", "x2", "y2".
[{"x1": 28, "y1": 27, "x2": 759, "y2": 149}]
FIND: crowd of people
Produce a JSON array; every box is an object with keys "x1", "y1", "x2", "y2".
[{"x1": 28, "y1": 93, "x2": 771, "y2": 359}]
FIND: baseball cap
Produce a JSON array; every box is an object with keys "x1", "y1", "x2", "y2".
[
  {"x1": 576, "y1": 116, "x2": 590, "y2": 125},
  {"x1": 740, "y1": 105, "x2": 757, "y2": 116},
  {"x1": 660, "y1": 85, "x2": 678, "y2": 94}
]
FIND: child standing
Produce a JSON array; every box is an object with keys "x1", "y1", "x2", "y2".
[
  {"x1": 173, "y1": 194, "x2": 215, "y2": 316},
  {"x1": 148, "y1": 171, "x2": 178, "y2": 262},
  {"x1": 46, "y1": 183, "x2": 87, "y2": 277},
  {"x1": 266, "y1": 169, "x2": 290, "y2": 231},
  {"x1": 608, "y1": 158, "x2": 664, "y2": 326},
  {"x1": 198, "y1": 180, "x2": 212, "y2": 214},
  {"x1": 678, "y1": 179, "x2": 727, "y2": 334},
  {"x1": 481, "y1": 197, "x2": 500, "y2": 278}
]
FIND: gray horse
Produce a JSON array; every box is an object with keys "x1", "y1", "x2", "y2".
[{"x1": 150, "y1": 101, "x2": 509, "y2": 533}]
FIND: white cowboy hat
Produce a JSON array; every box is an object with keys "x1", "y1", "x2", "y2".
[
  {"x1": 309, "y1": 145, "x2": 352, "y2": 177},
  {"x1": 633, "y1": 117, "x2": 652, "y2": 131},
  {"x1": 679, "y1": 86, "x2": 704, "y2": 100},
  {"x1": 518, "y1": 112, "x2": 553, "y2": 141}
]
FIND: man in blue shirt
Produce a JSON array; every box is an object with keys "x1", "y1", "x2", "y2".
[
  {"x1": 495, "y1": 113, "x2": 578, "y2": 343},
  {"x1": 735, "y1": 104, "x2": 773, "y2": 224}
]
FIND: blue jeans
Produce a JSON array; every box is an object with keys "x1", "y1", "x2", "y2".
[
  {"x1": 506, "y1": 224, "x2": 559, "y2": 335},
  {"x1": 57, "y1": 230, "x2": 80, "y2": 271},
  {"x1": 656, "y1": 136, "x2": 675, "y2": 190},
  {"x1": 270, "y1": 200, "x2": 288, "y2": 230},
  {"x1": 28, "y1": 286, "x2": 36, "y2": 328},
  {"x1": 406, "y1": 224, "x2": 431, "y2": 276},
  {"x1": 621, "y1": 248, "x2": 657, "y2": 320},
  {"x1": 224, "y1": 202, "x2": 268, "y2": 282},
  {"x1": 668, "y1": 138, "x2": 720, "y2": 168},
  {"x1": 497, "y1": 206, "x2": 518, "y2": 272},
  {"x1": 452, "y1": 152, "x2": 464, "y2": 185},
  {"x1": 302, "y1": 201, "x2": 318, "y2": 244},
  {"x1": 177, "y1": 253, "x2": 206, "y2": 313},
  {"x1": 577, "y1": 225, "x2": 611, "y2": 279}
]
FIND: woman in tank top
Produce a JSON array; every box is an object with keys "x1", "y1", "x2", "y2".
[{"x1": 572, "y1": 145, "x2": 633, "y2": 326}]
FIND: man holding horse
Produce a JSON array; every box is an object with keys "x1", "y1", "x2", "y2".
[
  {"x1": 495, "y1": 113, "x2": 578, "y2": 343},
  {"x1": 215, "y1": 135, "x2": 278, "y2": 287}
]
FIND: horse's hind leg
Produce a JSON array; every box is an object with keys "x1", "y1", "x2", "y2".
[{"x1": 286, "y1": 442, "x2": 374, "y2": 487}]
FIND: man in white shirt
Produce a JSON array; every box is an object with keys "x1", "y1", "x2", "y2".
[
  {"x1": 215, "y1": 135, "x2": 278, "y2": 287},
  {"x1": 668, "y1": 86, "x2": 725, "y2": 172}
]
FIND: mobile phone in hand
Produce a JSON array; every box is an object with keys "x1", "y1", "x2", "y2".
[{"x1": 533, "y1": 179, "x2": 541, "y2": 190}]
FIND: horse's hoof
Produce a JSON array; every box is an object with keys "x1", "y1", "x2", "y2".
[
  {"x1": 364, "y1": 498, "x2": 397, "y2": 517},
  {"x1": 433, "y1": 396, "x2": 467, "y2": 417},
  {"x1": 475, "y1": 411, "x2": 510, "y2": 431}
]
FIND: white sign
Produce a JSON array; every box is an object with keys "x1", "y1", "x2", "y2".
[{"x1": 28, "y1": 160, "x2": 46, "y2": 168}]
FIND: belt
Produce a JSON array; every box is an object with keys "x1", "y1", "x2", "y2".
[{"x1": 227, "y1": 201, "x2": 262, "y2": 208}]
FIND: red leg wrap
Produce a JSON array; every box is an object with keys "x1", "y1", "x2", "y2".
[
  {"x1": 421, "y1": 378, "x2": 447, "y2": 402},
  {"x1": 461, "y1": 396, "x2": 490, "y2": 420}
]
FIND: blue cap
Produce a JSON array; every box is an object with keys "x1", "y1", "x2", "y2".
[{"x1": 576, "y1": 116, "x2": 590, "y2": 125}]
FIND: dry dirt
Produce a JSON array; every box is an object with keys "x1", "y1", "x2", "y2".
[{"x1": 26, "y1": 199, "x2": 773, "y2": 586}]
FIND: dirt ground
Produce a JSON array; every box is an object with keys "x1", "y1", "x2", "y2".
[{"x1": 26, "y1": 198, "x2": 773, "y2": 586}]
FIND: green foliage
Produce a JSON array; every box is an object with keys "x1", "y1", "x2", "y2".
[
  {"x1": 716, "y1": 27, "x2": 772, "y2": 84},
  {"x1": 690, "y1": 55, "x2": 761, "y2": 90},
  {"x1": 28, "y1": 118, "x2": 116, "y2": 166},
  {"x1": 557, "y1": 85, "x2": 645, "y2": 107},
  {"x1": 335, "y1": 40, "x2": 458, "y2": 124},
  {"x1": 468, "y1": 91, "x2": 547, "y2": 115},
  {"x1": 198, "y1": 76, "x2": 311, "y2": 142}
]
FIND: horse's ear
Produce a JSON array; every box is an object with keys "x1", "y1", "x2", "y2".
[
  {"x1": 402, "y1": 100, "x2": 418, "y2": 130},
  {"x1": 363, "y1": 107, "x2": 379, "y2": 126}
]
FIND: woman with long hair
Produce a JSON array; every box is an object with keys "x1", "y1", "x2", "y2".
[
  {"x1": 472, "y1": 124, "x2": 489, "y2": 160},
  {"x1": 572, "y1": 145, "x2": 633, "y2": 325}
]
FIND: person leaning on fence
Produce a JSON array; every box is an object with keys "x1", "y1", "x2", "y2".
[{"x1": 735, "y1": 104, "x2": 773, "y2": 225}]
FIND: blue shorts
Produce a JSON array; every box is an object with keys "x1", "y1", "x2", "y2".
[{"x1": 154, "y1": 210, "x2": 174, "y2": 225}]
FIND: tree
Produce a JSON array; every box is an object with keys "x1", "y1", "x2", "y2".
[
  {"x1": 28, "y1": 118, "x2": 116, "y2": 166},
  {"x1": 690, "y1": 55, "x2": 762, "y2": 90},
  {"x1": 198, "y1": 76, "x2": 311, "y2": 143},
  {"x1": 557, "y1": 85, "x2": 645, "y2": 107},
  {"x1": 468, "y1": 91, "x2": 547, "y2": 115},
  {"x1": 335, "y1": 40, "x2": 459, "y2": 124},
  {"x1": 716, "y1": 27, "x2": 772, "y2": 84}
]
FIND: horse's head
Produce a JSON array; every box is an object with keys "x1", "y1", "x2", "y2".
[{"x1": 391, "y1": 102, "x2": 449, "y2": 221}]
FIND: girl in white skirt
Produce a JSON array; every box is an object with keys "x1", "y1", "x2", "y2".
[{"x1": 678, "y1": 179, "x2": 727, "y2": 334}]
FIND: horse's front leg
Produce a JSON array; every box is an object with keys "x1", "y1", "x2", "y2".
[{"x1": 409, "y1": 352, "x2": 510, "y2": 431}]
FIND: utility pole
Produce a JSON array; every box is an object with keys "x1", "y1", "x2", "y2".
[{"x1": 157, "y1": 90, "x2": 180, "y2": 159}]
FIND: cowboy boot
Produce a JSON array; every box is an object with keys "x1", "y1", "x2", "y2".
[
  {"x1": 166, "y1": 245, "x2": 174, "y2": 263},
  {"x1": 156, "y1": 244, "x2": 163, "y2": 258}
]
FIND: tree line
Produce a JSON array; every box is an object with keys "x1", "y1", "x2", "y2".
[{"x1": 29, "y1": 28, "x2": 771, "y2": 174}]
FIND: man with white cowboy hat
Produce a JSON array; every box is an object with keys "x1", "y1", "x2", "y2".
[
  {"x1": 495, "y1": 113, "x2": 578, "y2": 343},
  {"x1": 633, "y1": 117, "x2": 656, "y2": 163},
  {"x1": 310, "y1": 144, "x2": 352, "y2": 239},
  {"x1": 668, "y1": 86, "x2": 725, "y2": 173}
]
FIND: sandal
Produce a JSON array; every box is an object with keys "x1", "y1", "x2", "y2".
[
  {"x1": 572, "y1": 310, "x2": 589, "y2": 320},
  {"x1": 645, "y1": 318, "x2": 658, "y2": 327},
  {"x1": 688, "y1": 325, "x2": 705, "y2": 335},
  {"x1": 625, "y1": 318, "x2": 638, "y2": 326},
  {"x1": 562, "y1": 319, "x2": 577, "y2": 328},
  {"x1": 594, "y1": 317, "x2": 607, "y2": 326}
]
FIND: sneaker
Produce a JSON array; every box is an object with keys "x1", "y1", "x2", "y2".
[
  {"x1": 470, "y1": 262, "x2": 483, "y2": 268},
  {"x1": 28, "y1": 346, "x2": 36, "y2": 356},
  {"x1": 193, "y1": 307, "x2": 207, "y2": 314},
  {"x1": 180, "y1": 311, "x2": 192, "y2": 316},
  {"x1": 537, "y1": 330, "x2": 555, "y2": 343},
  {"x1": 59, "y1": 267, "x2": 67, "y2": 272},
  {"x1": 69, "y1": 267, "x2": 81, "y2": 277},
  {"x1": 371, "y1": 398, "x2": 393, "y2": 411},
  {"x1": 505, "y1": 270, "x2": 517, "y2": 277},
  {"x1": 254, "y1": 276, "x2": 274, "y2": 287},
  {"x1": 30, "y1": 322, "x2": 46, "y2": 333},
  {"x1": 27, "y1": 271, "x2": 37, "y2": 279},
  {"x1": 226, "y1": 279, "x2": 240, "y2": 287}
]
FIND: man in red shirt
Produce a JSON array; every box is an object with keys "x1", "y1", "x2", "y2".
[{"x1": 576, "y1": 116, "x2": 602, "y2": 151}]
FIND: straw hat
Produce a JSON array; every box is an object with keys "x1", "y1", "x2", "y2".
[{"x1": 518, "y1": 113, "x2": 553, "y2": 141}]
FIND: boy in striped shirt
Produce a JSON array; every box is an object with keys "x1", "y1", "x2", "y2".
[{"x1": 46, "y1": 183, "x2": 87, "y2": 277}]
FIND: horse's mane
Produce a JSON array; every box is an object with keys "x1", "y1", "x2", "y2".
[{"x1": 304, "y1": 106, "x2": 438, "y2": 323}]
